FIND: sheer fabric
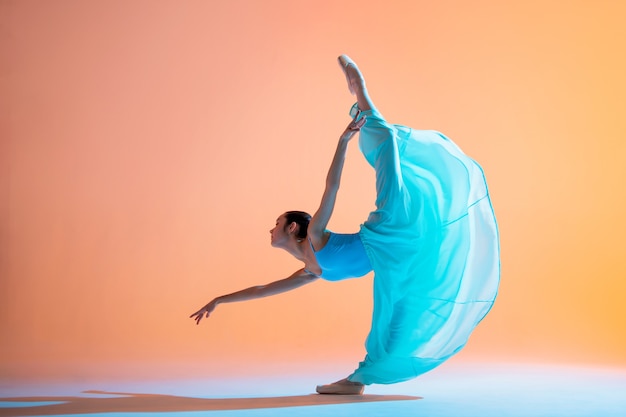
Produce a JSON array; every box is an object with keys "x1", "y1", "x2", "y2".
[{"x1": 338, "y1": 104, "x2": 500, "y2": 385}]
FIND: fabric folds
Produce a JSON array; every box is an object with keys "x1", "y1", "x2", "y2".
[{"x1": 344, "y1": 105, "x2": 500, "y2": 385}]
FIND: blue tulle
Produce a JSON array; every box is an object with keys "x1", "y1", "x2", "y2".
[{"x1": 318, "y1": 104, "x2": 500, "y2": 385}]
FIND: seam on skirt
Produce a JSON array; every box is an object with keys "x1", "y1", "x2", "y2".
[{"x1": 441, "y1": 193, "x2": 490, "y2": 227}]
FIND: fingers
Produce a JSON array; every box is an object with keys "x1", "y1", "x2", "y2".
[
  {"x1": 195, "y1": 311, "x2": 205, "y2": 325},
  {"x1": 190, "y1": 309, "x2": 205, "y2": 325},
  {"x1": 353, "y1": 116, "x2": 367, "y2": 129},
  {"x1": 347, "y1": 115, "x2": 367, "y2": 131}
]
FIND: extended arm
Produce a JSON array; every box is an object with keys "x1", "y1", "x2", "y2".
[
  {"x1": 190, "y1": 269, "x2": 319, "y2": 325},
  {"x1": 307, "y1": 113, "x2": 366, "y2": 249}
]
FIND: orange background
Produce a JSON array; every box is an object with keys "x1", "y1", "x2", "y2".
[{"x1": 2, "y1": 0, "x2": 625, "y2": 380}]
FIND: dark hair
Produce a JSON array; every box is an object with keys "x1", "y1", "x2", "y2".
[{"x1": 284, "y1": 211, "x2": 311, "y2": 239}]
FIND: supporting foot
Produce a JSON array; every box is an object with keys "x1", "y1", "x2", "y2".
[{"x1": 316, "y1": 378, "x2": 365, "y2": 395}]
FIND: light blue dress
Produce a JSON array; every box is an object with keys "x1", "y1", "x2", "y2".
[{"x1": 312, "y1": 104, "x2": 500, "y2": 385}]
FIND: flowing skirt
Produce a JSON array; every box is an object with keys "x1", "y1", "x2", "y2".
[{"x1": 348, "y1": 105, "x2": 500, "y2": 385}]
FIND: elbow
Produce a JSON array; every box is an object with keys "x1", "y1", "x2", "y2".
[{"x1": 301, "y1": 274, "x2": 320, "y2": 284}]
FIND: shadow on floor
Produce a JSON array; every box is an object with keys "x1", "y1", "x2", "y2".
[{"x1": 0, "y1": 390, "x2": 421, "y2": 416}]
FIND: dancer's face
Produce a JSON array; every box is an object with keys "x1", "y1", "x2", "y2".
[{"x1": 269, "y1": 214, "x2": 290, "y2": 247}]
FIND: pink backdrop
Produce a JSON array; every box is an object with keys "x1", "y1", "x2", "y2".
[{"x1": 2, "y1": 0, "x2": 625, "y2": 380}]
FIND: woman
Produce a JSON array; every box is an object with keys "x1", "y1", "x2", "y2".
[{"x1": 190, "y1": 55, "x2": 500, "y2": 395}]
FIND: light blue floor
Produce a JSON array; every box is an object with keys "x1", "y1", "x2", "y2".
[{"x1": 1, "y1": 363, "x2": 625, "y2": 416}]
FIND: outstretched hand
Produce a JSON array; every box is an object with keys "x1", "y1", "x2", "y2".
[
  {"x1": 190, "y1": 300, "x2": 217, "y2": 325},
  {"x1": 340, "y1": 110, "x2": 366, "y2": 141}
]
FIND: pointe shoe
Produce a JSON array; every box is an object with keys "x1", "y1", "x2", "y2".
[
  {"x1": 316, "y1": 378, "x2": 365, "y2": 395},
  {"x1": 337, "y1": 54, "x2": 365, "y2": 95}
]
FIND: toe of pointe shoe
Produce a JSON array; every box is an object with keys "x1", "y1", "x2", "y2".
[
  {"x1": 337, "y1": 54, "x2": 356, "y2": 68},
  {"x1": 337, "y1": 54, "x2": 362, "y2": 95}
]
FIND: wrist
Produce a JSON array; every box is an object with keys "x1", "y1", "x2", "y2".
[{"x1": 339, "y1": 135, "x2": 352, "y2": 144}]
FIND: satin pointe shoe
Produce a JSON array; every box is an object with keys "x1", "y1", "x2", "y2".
[
  {"x1": 337, "y1": 54, "x2": 365, "y2": 95},
  {"x1": 316, "y1": 378, "x2": 365, "y2": 395}
]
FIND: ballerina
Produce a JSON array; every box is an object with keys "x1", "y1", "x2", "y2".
[{"x1": 190, "y1": 55, "x2": 500, "y2": 395}]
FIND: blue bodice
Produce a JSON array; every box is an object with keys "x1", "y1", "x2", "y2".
[{"x1": 311, "y1": 232, "x2": 373, "y2": 281}]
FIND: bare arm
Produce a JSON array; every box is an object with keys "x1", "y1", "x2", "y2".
[
  {"x1": 308, "y1": 113, "x2": 366, "y2": 249},
  {"x1": 190, "y1": 268, "x2": 319, "y2": 325}
]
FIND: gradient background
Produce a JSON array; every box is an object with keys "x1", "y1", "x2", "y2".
[{"x1": 2, "y1": 0, "x2": 625, "y2": 382}]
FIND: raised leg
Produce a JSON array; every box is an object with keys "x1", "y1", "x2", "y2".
[
  {"x1": 338, "y1": 55, "x2": 373, "y2": 112},
  {"x1": 336, "y1": 56, "x2": 407, "y2": 226}
]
